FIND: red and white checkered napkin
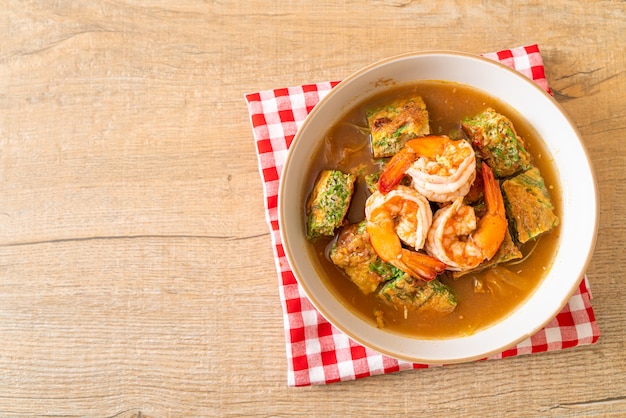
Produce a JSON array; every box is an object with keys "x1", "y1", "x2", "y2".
[{"x1": 245, "y1": 45, "x2": 600, "y2": 387}]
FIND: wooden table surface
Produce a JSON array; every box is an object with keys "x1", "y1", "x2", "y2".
[{"x1": 1, "y1": 1, "x2": 625, "y2": 416}]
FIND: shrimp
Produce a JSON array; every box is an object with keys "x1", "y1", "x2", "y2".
[
  {"x1": 365, "y1": 186, "x2": 446, "y2": 281},
  {"x1": 424, "y1": 163, "x2": 508, "y2": 271},
  {"x1": 365, "y1": 185, "x2": 433, "y2": 249},
  {"x1": 378, "y1": 135, "x2": 476, "y2": 203}
]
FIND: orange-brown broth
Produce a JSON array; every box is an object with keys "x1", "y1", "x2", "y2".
[{"x1": 306, "y1": 81, "x2": 561, "y2": 339}]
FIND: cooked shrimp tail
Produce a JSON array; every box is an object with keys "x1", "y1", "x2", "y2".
[
  {"x1": 378, "y1": 146, "x2": 415, "y2": 194},
  {"x1": 398, "y1": 249, "x2": 447, "y2": 281},
  {"x1": 472, "y1": 163, "x2": 507, "y2": 260}
]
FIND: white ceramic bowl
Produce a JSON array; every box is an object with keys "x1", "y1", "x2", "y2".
[{"x1": 278, "y1": 51, "x2": 598, "y2": 364}]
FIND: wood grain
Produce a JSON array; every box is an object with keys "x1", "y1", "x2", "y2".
[{"x1": 1, "y1": 0, "x2": 625, "y2": 416}]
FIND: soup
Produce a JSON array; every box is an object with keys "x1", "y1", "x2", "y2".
[{"x1": 305, "y1": 81, "x2": 561, "y2": 339}]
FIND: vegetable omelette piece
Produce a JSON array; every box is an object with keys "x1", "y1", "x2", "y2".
[
  {"x1": 364, "y1": 171, "x2": 381, "y2": 194},
  {"x1": 330, "y1": 221, "x2": 399, "y2": 294},
  {"x1": 461, "y1": 108, "x2": 532, "y2": 177},
  {"x1": 306, "y1": 169, "x2": 356, "y2": 239},
  {"x1": 366, "y1": 96, "x2": 430, "y2": 158},
  {"x1": 379, "y1": 275, "x2": 457, "y2": 314},
  {"x1": 502, "y1": 166, "x2": 559, "y2": 243},
  {"x1": 331, "y1": 221, "x2": 456, "y2": 317}
]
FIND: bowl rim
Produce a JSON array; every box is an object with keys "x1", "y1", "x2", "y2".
[{"x1": 278, "y1": 50, "x2": 599, "y2": 363}]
